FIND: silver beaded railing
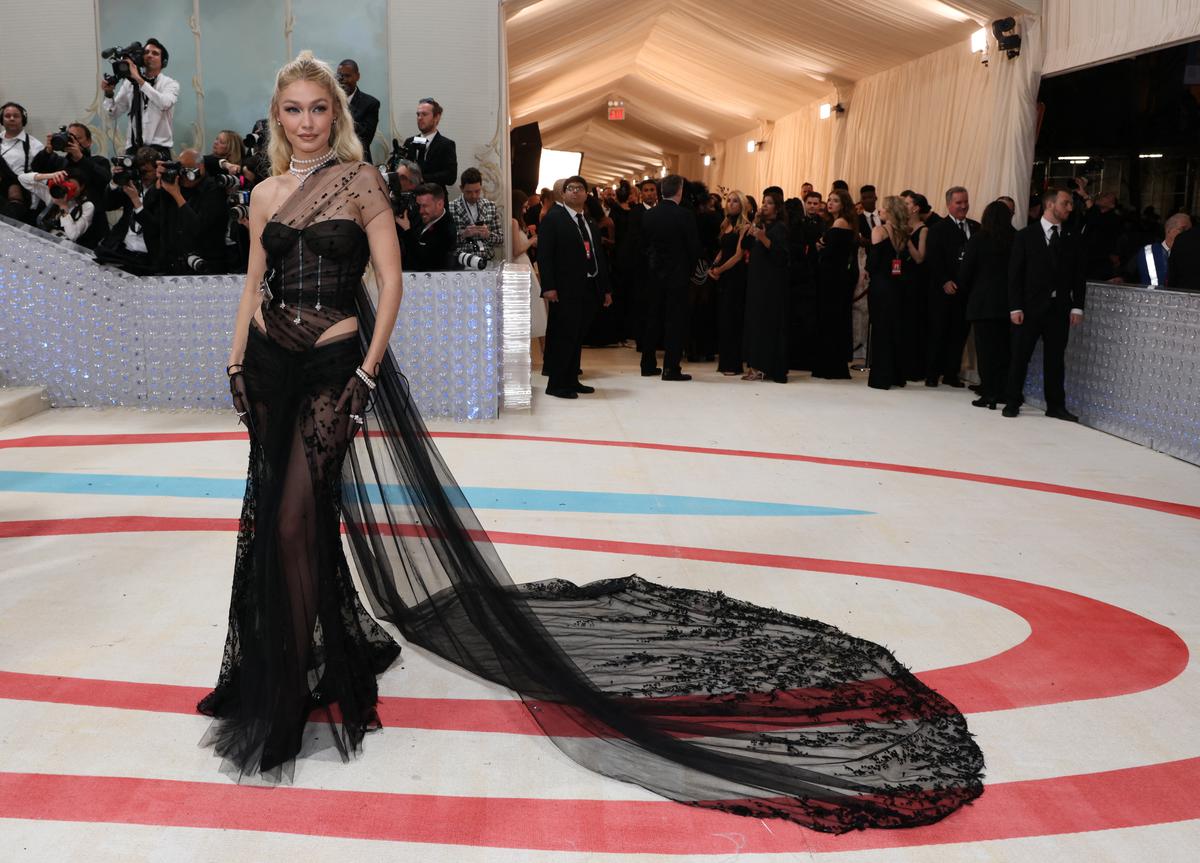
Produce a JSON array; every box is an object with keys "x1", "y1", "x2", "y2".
[
  {"x1": 1022, "y1": 282, "x2": 1200, "y2": 465},
  {"x1": 0, "y1": 217, "x2": 530, "y2": 421}
]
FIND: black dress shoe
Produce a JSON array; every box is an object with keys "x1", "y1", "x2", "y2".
[
  {"x1": 924, "y1": 378, "x2": 939, "y2": 388},
  {"x1": 545, "y1": 387, "x2": 578, "y2": 399},
  {"x1": 661, "y1": 371, "x2": 692, "y2": 381},
  {"x1": 1002, "y1": 404, "x2": 1020, "y2": 418},
  {"x1": 1046, "y1": 407, "x2": 1079, "y2": 422},
  {"x1": 971, "y1": 396, "x2": 997, "y2": 409},
  {"x1": 572, "y1": 384, "x2": 596, "y2": 394},
  {"x1": 641, "y1": 367, "x2": 662, "y2": 377},
  {"x1": 943, "y1": 378, "x2": 966, "y2": 388},
  {"x1": 969, "y1": 384, "x2": 983, "y2": 394}
]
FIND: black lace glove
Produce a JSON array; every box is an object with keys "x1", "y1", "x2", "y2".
[
  {"x1": 227, "y1": 364, "x2": 256, "y2": 439},
  {"x1": 334, "y1": 366, "x2": 376, "y2": 435}
]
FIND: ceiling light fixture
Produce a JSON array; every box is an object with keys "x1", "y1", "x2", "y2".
[{"x1": 703, "y1": 154, "x2": 712, "y2": 166}]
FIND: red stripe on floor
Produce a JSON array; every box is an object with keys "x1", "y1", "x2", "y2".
[
  {"x1": 3, "y1": 430, "x2": 1197, "y2": 519},
  {"x1": 0, "y1": 517, "x2": 1187, "y2": 720},
  {"x1": 2, "y1": 757, "x2": 1199, "y2": 852}
]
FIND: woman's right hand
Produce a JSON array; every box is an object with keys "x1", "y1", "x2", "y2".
[{"x1": 227, "y1": 365, "x2": 254, "y2": 437}]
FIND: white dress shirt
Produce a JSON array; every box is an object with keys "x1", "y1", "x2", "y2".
[
  {"x1": 2, "y1": 130, "x2": 44, "y2": 177},
  {"x1": 103, "y1": 74, "x2": 180, "y2": 150}
]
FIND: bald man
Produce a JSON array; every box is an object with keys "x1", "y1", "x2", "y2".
[{"x1": 155, "y1": 147, "x2": 230, "y2": 273}]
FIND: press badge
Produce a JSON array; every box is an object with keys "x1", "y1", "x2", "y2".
[{"x1": 891, "y1": 258, "x2": 902, "y2": 276}]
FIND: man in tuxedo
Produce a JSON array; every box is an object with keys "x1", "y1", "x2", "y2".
[
  {"x1": 539, "y1": 175, "x2": 612, "y2": 398},
  {"x1": 639, "y1": 174, "x2": 700, "y2": 380},
  {"x1": 402, "y1": 98, "x2": 458, "y2": 188},
  {"x1": 337, "y1": 60, "x2": 380, "y2": 164},
  {"x1": 924, "y1": 185, "x2": 979, "y2": 387},
  {"x1": 1166, "y1": 220, "x2": 1200, "y2": 291},
  {"x1": 856, "y1": 185, "x2": 880, "y2": 244},
  {"x1": 1003, "y1": 188, "x2": 1086, "y2": 421}
]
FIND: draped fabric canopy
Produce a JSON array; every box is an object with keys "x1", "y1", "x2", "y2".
[{"x1": 505, "y1": 0, "x2": 1033, "y2": 184}]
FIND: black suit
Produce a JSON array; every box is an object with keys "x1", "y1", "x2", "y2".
[
  {"x1": 640, "y1": 199, "x2": 700, "y2": 373},
  {"x1": 402, "y1": 131, "x2": 458, "y2": 188},
  {"x1": 539, "y1": 204, "x2": 610, "y2": 391},
  {"x1": 925, "y1": 215, "x2": 979, "y2": 383},
  {"x1": 348, "y1": 89, "x2": 381, "y2": 164},
  {"x1": 857, "y1": 211, "x2": 882, "y2": 244},
  {"x1": 400, "y1": 211, "x2": 457, "y2": 271},
  {"x1": 1005, "y1": 221, "x2": 1086, "y2": 411},
  {"x1": 1168, "y1": 226, "x2": 1200, "y2": 291}
]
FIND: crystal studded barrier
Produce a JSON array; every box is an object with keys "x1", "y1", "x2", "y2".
[
  {"x1": 1022, "y1": 282, "x2": 1200, "y2": 466},
  {"x1": 0, "y1": 216, "x2": 531, "y2": 421}
]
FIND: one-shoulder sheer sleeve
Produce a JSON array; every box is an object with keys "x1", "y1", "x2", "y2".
[{"x1": 350, "y1": 163, "x2": 393, "y2": 228}]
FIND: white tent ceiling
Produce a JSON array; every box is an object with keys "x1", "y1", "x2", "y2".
[{"x1": 506, "y1": 0, "x2": 1036, "y2": 184}]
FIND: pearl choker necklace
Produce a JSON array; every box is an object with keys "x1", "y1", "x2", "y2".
[{"x1": 289, "y1": 151, "x2": 335, "y2": 185}]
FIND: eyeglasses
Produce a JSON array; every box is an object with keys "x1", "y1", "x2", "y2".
[{"x1": 564, "y1": 184, "x2": 585, "y2": 192}]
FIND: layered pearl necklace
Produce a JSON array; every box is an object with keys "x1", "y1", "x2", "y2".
[{"x1": 289, "y1": 149, "x2": 335, "y2": 185}]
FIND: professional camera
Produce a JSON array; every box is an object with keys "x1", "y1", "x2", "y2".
[
  {"x1": 242, "y1": 120, "x2": 269, "y2": 154},
  {"x1": 229, "y1": 189, "x2": 251, "y2": 222},
  {"x1": 382, "y1": 170, "x2": 415, "y2": 216},
  {"x1": 110, "y1": 154, "x2": 136, "y2": 186},
  {"x1": 211, "y1": 173, "x2": 241, "y2": 193},
  {"x1": 184, "y1": 254, "x2": 208, "y2": 274},
  {"x1": 385, "y1": 138, "x2": 404, "y2": 171},
  {"x1": 456, "y1": 238, "x2": 490, "y2": 271},
  {"x1": 101, "y1": 42, "x2": 146, "y2": 81},
  {"x1": 49, "y1": 126, "x2": 72, "y2": 152},
  {"x1": 160, "y1": 161, "x2": 198, "y2": 185}
]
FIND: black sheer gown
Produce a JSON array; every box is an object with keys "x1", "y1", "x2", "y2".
[
  {"x1": 812, "y1": 225, "x2": 857, "y2": 379},
  {"x1": 715, "y1": 227, "x2": 748, "y2": 373},
  {"x1": 199, "y1": 161, "x2": 984, "y2": 833},
  {"x1": 867, "y1": 234, "x2": 909, "y2": 389},
  {"x1": 743, "y1": 219, "x2": 792, "y2": 382}
]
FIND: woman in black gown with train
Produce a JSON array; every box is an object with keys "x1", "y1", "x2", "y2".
[{"x1": 199, "y1": 52, "x2": 984, "y2": 833}]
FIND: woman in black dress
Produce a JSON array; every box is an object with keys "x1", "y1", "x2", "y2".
[
  {"x1": 960, "y1": 200, "x2": 1016, "y2": 408},
  {"x1": 901, "y1": 193, "x2": 931, "y2": 381},
  {"x1": 200, "y1": 52, "x2": 983, "y2": 833},
  {"x1": 867, "y1": 196, "x2": 913, "y2": 389},
  {"x1": 811, "y1": 189, "x2": 857, "y2": 378},
  {"x1": 741, "y1": 189, "x2": 791, "y2": 382},
  {"x1": 708, "y1": 190, "x2": 751, "y2": 375}
]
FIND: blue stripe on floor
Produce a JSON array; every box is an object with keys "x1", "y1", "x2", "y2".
[{"x1": 0, "y1": 470, "x2": 871, "y2": 518}]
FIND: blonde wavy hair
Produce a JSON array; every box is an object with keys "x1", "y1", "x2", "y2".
[
  {"x1": 722, "y1": 190, "x2": 750, "y2": 232},
  {"x1": 267, "y1": 50, "x2": 363, "y2": 177},
  {"x1": 880, "y1": 195, "x2": 912, "y2": 249},
  {"x1": 216, "y1": 129, "x2": 243, "y2": 165}
]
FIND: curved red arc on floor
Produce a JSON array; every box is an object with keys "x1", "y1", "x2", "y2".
[
  {"x1": 0, "y1": 516, "x2": 1187, "y2": 719},
  {"x1": 3, "y1": 430, "x2": 1197, "y2": 519},
  {"x1": 2, "y1": 757, "x2": 1199, "y2": 853}
]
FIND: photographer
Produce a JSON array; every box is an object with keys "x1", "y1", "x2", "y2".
[
  {"x1": 1, "y1": 102, "x2": 45, "y2": 222},
  {"x1": 96, "y1": 146, "x2": 164, "y2": 274},
  {"x1": 154, "y1": 149, "x2": 229, "y2": 274},
  {"x1": 397, "y1": 182, "x2": 456, "y2": 271},
  {"x1": 449, "y1": 167, "x2": 503, "y2": 267},
  {"x1": 18, "y1": 170, "x2": 102, "y2": 248},
  {"x1": 401, "y1": 98, "x2": 457, "y2": 188},
  {"x1": 100, "y1": 38, "x2": 178, "y2": 159},
  {"x1": 43, "y1": 123, "x2": 111, "y2": 208}
]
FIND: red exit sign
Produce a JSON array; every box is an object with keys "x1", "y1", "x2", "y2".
[{"x1": 608, "y1": 106, "x2": 625, "y2": 121}]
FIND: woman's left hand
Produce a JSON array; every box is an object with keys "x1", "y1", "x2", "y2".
[{"x1": 334, "y1": 372, "x2": 373, "y2": 435}]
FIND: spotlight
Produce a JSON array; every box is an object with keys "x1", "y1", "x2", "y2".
[
  {"x1": 703, "y1": 154, "x2": 712, "y2": 166},
  {"x1": 659, "y1": 165, "x2": 667, "y2": 177},
  {"x1": 992, "y1": 17, "x2": 1021, "y2": 59},
  {"x1": 970, "y1": 28, "x2": 987, "y2": 54},
  {"x1": 746, "y1": 139, "x2": 758, "y2": 153},
  {"x1": 819, "y1": 102, "x2": 845, "y2": 120}
]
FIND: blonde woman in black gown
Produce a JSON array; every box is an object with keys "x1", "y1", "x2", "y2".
[{"x1": 199, "y1": 52, "x2": 984, "y2": 834}]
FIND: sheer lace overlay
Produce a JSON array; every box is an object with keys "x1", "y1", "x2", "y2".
[{"x1": 200, "y1": 161, "x2": 984, "y2": 831}]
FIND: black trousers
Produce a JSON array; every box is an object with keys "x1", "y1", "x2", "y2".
[
  {"x1": 640, "y1": 277, "x2": 688, "y2": 372},
  {"x1": 926, "y1": 286, "x2": 968, "y2": 382},
  {"x1": 1006, "y1": 308, "x2": 1070, "y2": 410},
  {"x1": 971, "y1": 318, "x2": 1011, "y2": 401},
  {"x1": 543, "y1": 283, "x2": 600, "y2": 390}
]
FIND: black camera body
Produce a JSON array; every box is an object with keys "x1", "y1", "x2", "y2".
[
  {"x1": 243, "y1": 119, "x2": 269, "y2": 154},
  {"x1": 110, "y1": 154, "x2": 136, "y2": 187},
  {"x1": 49, "y1": 126, "x2": 72, "y2": 152},
  {"x1": 101, "y1": 42, "x2": 146, "y2": 81},
  {"x1": 161, "y1": 161, "x2": 198, "y2": 185}
]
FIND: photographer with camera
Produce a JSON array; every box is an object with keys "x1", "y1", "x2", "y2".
[
  {"x1": 384, "y1": 156, "x2": 421, "y2": 232},
  {"x1": 397, "y1": 182, "x2": 456, "y2": 271},
  {"x1": 152, "y1": 149, "x2": 229, "y2": 274},
  {"x1": 42, "y1": 123, "x2": 112, "y2": 209},
  {"x1": 450, "y1": 167, "x2": 502, "y2": 270},
  {"x1": 17, "y1": 169, "x2": 103, "y2": 248},
  {"x1": 96, "y1": 146, "x2": 164, "y2": 274},
  {"x1": 401, "y1": 98, "x2": 457, "y2": 188},
  {"x1": 100, "y1": 38, "x2": 178, "y2": 159},
  {"x1": 1, "y1": 102, "x2": 45, "y2": 223}
]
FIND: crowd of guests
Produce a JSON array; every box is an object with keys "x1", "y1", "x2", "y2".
[{"x1": 519, "y1": 172, "x2": 1200, "y2": 418}]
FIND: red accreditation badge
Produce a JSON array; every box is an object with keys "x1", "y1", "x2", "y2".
[
  {"x1": 583, "y1": 240, "x2": 593, "y2": 260},
  {"x1": 891, "y1": 258, "x2": 902, "y2": 276}
]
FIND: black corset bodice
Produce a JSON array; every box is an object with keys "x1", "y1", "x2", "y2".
[{"x1": 259, "y1": 218, "x2": 371, "y2": 351}]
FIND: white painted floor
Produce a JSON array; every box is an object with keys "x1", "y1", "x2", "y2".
[{"x1": 2, "y1": 347, "x2": 1199, "y2": 861}]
